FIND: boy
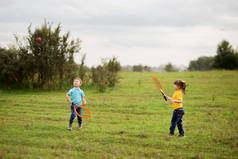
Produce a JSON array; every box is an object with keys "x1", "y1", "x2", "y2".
[{"x1": 66, "y1": 77, "x2": 87, "y2": 130}]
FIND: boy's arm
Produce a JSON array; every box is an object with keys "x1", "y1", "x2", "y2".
[
  {"x1": 66, "y1": 94, "x2": 72, "y2": 104},
  {"x1": 82, "y1": 97, "x2": 87, "y2": 105}
]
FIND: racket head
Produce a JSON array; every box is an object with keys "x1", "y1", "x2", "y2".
[
  {"x1": 152, "y1": 76, "x2": 167, "y2": 101},
  {"x1": 152, "y1": 76, "x2": 164, "y2": 92},
  {"x1": 73, "y1": 104, "x2": 91, "y2": 118}
]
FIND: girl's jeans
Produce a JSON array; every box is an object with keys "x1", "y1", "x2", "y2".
[
  {"x1": 69, "y1": 104, "x2": 82, "y2": 125},
  {"x1": 169, "y1": 108, "x2": 184, "y2": 135}
]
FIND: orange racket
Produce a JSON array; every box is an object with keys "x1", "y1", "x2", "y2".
[
  {"x1": 152, "y1": 76, "x2": 167, "y2": 101},
  {"x1": 73, "y1": 104, "x2": 91, "y2": 118}
]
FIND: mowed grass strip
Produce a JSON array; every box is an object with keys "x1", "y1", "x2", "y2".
[{"x1": 1, "y1": 71, "x2": 238, "y2": 159}]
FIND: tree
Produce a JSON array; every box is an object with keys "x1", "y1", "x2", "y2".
[
  {"x1": 15, "y1": 21, "x2": 81, "y2": 89},
  {"x1": 165, "y1": 62, "x2": 178, "y2": 72},
  {"x1": 106, "y1": 57, "x2": 121, "y2": 87},
  {"x1": 133, "y1": 65, "x2": 144, "y2": 72},
  {"x1": 78, "y1": 54, "x2": 87, "y2": 82},
  {"x1": 143, "y1": 65, "x2": 151, "y2": 72},
  {"x1": 0, "y1": 47, "x2": 20, "y2": 88},
  {"x1": 214, "y1": 40, "x2": 238, "y2": 70},
  {"x1": 188, "y1": 56, "x2": 214, "y2": 71}
]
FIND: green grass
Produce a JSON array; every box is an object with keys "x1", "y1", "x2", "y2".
[{"x1": 1, "y1": 71, "x2": 238, "y2": 159}]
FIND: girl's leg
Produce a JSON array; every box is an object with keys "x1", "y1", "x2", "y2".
[
  {"x1": 177, "y1": 111, "x2": 184, "y2": 135},
  {"x1": 177, "y1": 118, "x2": 184, "y2": 135},
  {"x1": 169, "y1": 111, "x2": 177, "y2": 135}
]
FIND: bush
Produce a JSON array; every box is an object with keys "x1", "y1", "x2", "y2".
[
  {"x1": 106, "y1": 57, "x2": 121, "y2": 87},
  {"x1": 91, "y1": 57, "x2": 121, "y2": 92},
  {"x1": 91, "y1": 65, "x2": 108, "y2": 92}
]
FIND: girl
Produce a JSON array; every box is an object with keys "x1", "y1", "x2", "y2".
[{"x1": 165, "y1": 80, "x2": 187, "y2": 137}]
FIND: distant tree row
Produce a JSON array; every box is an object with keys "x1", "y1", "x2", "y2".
[
  {"x1": 132, "y1": 65, "x2": 151, "y2": 72},
  {"x1": 121, "y1": 65, "x2": 151, "y2": 72},
  {"x1": 189, "y1": 40, "x2": 238, "y2": 71},
  {"x1": 122, "y1": 40, "x2": 238, "y2": 72},
  {"x1": 121, "y1": 63, "x2": 183, "y2": 72}
]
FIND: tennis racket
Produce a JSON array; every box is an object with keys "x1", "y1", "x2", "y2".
[{"x1": 152, "y1": 76, "x2": 167, "y2": 101}]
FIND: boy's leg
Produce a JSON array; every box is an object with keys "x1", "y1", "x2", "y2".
[
  {"x1": 169, "y1": 111, "x2": 177, "y2": 135},
  {"x1": 76, "y1": 107, "x2": 82, "y2": 128},
  {"x1": 69, "y1": 104, "x2": 76, "y2": 126}
]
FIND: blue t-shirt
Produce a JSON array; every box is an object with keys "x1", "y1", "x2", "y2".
[{"x1": 67, "y1": 87, "x2": 85, "y2": 105}]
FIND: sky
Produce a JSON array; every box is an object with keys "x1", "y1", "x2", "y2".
[{"x1": 0, "y1": 0, "x2": 238, "y2": 67}]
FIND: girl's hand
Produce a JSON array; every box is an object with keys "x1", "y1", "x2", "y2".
[
  {"x1": 164, "y1": 95, "x2": 173, "y2": 104},
  {"x1": 168, "y1": 98, "x2": 174, "y2": 104},
  {"x1": 165, "y1": 95, "x2": 172, "y2": 100}
]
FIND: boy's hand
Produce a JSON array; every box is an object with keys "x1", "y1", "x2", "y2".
[
  {"x1": 66, "y1": 94, "x2": 73, "y2": 105},
  {"x1": 82, "y1": 97, "x2": 87, "y2": 106}
]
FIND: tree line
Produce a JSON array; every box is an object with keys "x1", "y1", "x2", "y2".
[
  {"x1": 0, "y1": 21, "x2": 121, "y2": 92},
  {"x1": 121, "y1": 63, "x2": 183, "y2": 72},
  {"x1": 122, "y1": 40, "x2": 238, "y2": 72},
  {"x1": 188, "y1": 40, "x2": 238, "y2": 71}
]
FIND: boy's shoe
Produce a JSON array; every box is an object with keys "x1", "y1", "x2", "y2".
[
  {"x1": 168, "y1": 133, "x2": 174, "y2": 136},
  {"x1": 78, "y1": 124, "x2": 82, "y2": 129},
  {"x1": 68, "y1": 124, "x2": 72, "y2": 131}
]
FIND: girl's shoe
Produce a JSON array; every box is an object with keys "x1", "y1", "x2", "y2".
[
  {"x1": 178, "y1": 134, "x2": 185, "y2": 137},
  {"x1": 168, "y1": 133, "x2": 174, "y2": 136},
  {"x1": 78, "y1": 124, "x2": 82, "y2": 129}
]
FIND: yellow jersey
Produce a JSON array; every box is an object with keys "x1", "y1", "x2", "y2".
[{"x1": 172, "y1": 90, "x2": 183, "y2": 110}]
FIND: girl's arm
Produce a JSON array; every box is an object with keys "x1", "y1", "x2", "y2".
[
  {"x1": 165, "y1": 95, "x2": 182, "y2": 104},
  {"x1": 168, "y1": 98, "x2": 182, "y2": 104},
  {"x1": 66, "y1": 94, "x2": 72, "y2": 104},
  {"x1": 173, "y1": 99, "x2": 182, "y2": 103},
  {"x1": 164, "y1": 95, "x2": 173, "y2": 104},
  {"x1": 164, "y1": 94, "x2": 172, "y2": 100},
  {"x1": 82, "y1": 97, "x2": 87, "y2": 105}
]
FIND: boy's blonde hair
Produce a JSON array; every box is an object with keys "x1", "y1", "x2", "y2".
[{"x1": 74, "y1": 77, "x2": 82, "y2": 84}]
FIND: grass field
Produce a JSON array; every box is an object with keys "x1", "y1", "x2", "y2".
[{"x1": 1, "y1": 71, "x2": 238, "y2": 159}]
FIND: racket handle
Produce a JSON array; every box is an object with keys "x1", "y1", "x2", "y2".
[
  {"x1": 161, "y1": 92, "x2": 167, "y2": 101},
  {"x1": 163, "y1": 95, "x2": 167, "y2": 101}
]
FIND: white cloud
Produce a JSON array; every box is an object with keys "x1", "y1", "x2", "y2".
[{"x1": 0, "y1": 0, "x2": 238, "y2": 66}]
